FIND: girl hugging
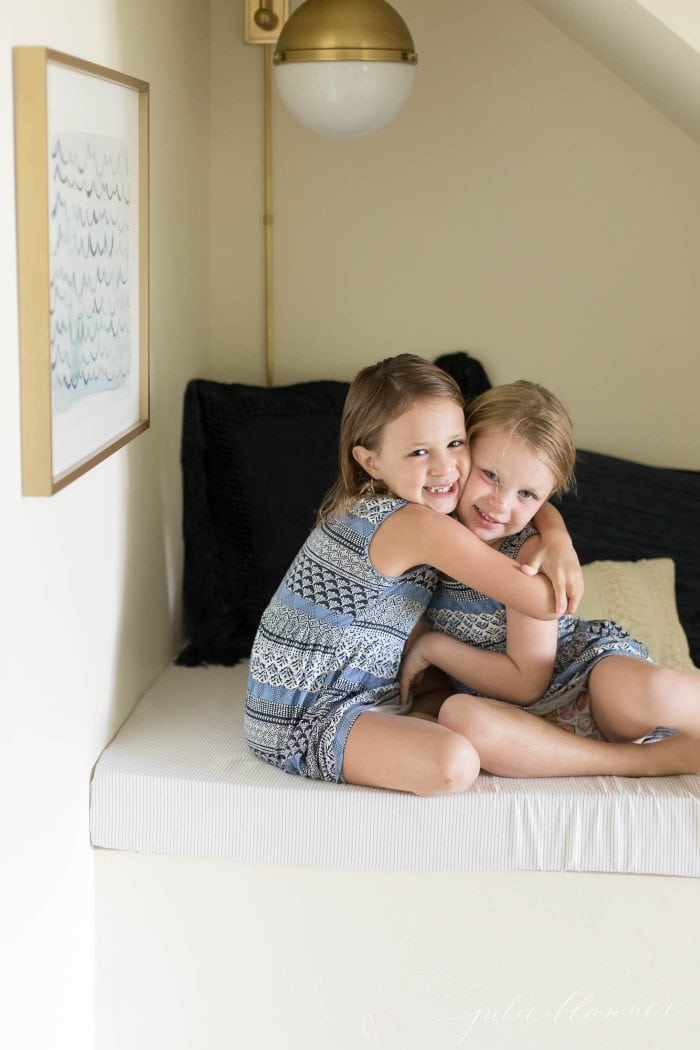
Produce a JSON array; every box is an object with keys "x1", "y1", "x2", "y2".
[{"x1": 401, "y1": 381, "x2": 700, "y2": 777}]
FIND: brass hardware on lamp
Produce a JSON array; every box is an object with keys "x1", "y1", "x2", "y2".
[
  {"x1": 273, "y1": 0, "x2": 418, "y2": 139},
  {"x1": 244, "y1": 0, "x2": 418, "y2": 381},
  {"x1": 244, "y1": 0, "x2": 288, "y2": 44}
]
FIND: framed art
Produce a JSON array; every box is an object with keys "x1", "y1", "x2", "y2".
[{"x1": 13, "y1": 48, "x2": 149, "y2": 496}]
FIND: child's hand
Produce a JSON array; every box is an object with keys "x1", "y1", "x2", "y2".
[
  {"x1": 519, "y1": 538, "x2": 584, "y2": 616},
  {"x1": 398, "y1": 635, "x2": 433, "y2": 705}
]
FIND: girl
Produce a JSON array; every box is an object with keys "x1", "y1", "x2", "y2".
[
  {"x1": 399, "y1": 381, "x2": 700, "y2": 778},
  {"x1": 245, "y1": 356, "x2": 580, "y2": 797}
]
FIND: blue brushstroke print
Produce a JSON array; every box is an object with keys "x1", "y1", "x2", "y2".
[{"x1": 50, "y1": 132, "x2": 131, "y2": 414}]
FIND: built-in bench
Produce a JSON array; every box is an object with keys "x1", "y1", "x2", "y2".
[
  {"x1": 90, "y1": 662, "x2": 700, "y2": 878},
  {"x1": 91, "y1": 662, "x2": 700, "y2": 1050}
]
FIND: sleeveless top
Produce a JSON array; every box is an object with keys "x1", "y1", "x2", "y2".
[{"x1": 245, "y1": 496, "x2": 438, "y2": 781}]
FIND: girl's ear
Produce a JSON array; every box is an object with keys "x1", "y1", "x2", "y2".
[{"x1": 352, "y1": 445, "x2": 379, "y2": 479}]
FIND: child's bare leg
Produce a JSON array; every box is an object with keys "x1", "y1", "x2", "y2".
[
  {"x1": 342, "y1": 710, "x2": 479, "y2": 796},
  {"x1": 438, "y1": 693, "x2": 700, "y2": 777},
  {"x1": 588, "y1": 656, "x2": 700, "y2": 741}
]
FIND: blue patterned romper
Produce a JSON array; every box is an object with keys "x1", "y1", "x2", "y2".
[
  {"x1": 245, "y1": 497, "x2": 438, "y2": 782},
  {"x1": 427, "y1": 525, "x2": 674, "y2": 741}
]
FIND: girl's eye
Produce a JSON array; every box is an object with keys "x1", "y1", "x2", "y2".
[
  {"x1": 409, "y1": 448, "x2": 428, "y2": 457},
  {"x1": 448, "y1": 439, "x2": 465, "y2": 448},
  {"x1": 482, "y1": 469, "x2": 498, "y2": 482},
  {"x1": 520, "y1": 490, "x2": 536, "y2": 500}
]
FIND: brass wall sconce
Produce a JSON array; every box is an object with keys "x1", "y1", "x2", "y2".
[{"x1": 244, "y1": 0, "x2": 418, "y2": 381}]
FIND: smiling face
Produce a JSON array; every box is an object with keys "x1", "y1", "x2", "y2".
[
  {"x1": 352, "y1": 397, "x2": 469, "y2": 514},
  {"x1": 457, "y1": 428, "x2": 556, "y2": 545}
]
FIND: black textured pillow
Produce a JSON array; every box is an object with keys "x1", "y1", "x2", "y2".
[
  {"x1": 177, "y1": 379, "x2": 349, "y2": 666},
  {"x1": 557, "y1": 450, "x2": 699, "y2": 666},
  {"x1": 434, "y1": 351, "x2": 492, "y2": 407}
]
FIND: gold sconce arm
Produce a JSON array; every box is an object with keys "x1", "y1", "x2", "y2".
[{"x1": 244, "y1": 2, "x2": 288, "y2": 385}]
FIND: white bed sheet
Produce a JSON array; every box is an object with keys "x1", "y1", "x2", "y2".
[{"x1": 89, "y1": 663, "x2": 700, "y2": 876}]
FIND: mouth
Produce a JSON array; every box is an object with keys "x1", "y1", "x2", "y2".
[
  {"x1": 424, "y1": 482, "x2": 458, "y2": 496},
  {"x1": 474, "y1": 506, "x2": 506, "y2": 527}
]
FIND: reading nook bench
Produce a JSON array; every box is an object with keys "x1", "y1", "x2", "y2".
[{"x1": 91, "y1": 661, "x2": 700, "y2": 876}]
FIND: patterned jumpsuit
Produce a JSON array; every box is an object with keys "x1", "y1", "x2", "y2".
[
  {"x1": 245, "y1": 496, "x2": 438, "y2": 782},
  {"x1": 426, "y1": 525, "x2": 674, "y2": 741}
]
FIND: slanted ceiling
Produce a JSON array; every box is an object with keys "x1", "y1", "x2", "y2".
[{"x1": 526, "y1": 0, "x2": 700, "y2": 144}]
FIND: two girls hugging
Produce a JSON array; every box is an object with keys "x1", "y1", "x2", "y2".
[{"x1": 245, "y1": 355, "x2": 700, "y2": 795}]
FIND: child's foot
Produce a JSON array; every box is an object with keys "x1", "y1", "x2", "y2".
[{"x1": 633, "y1": 732, "x2": 700, "y2": 776}]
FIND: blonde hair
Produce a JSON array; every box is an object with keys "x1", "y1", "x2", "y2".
[
  {"x1": 465, "y1": 380, "x2": 576, "y2": 496},
  {"x1": 317, "y1": 354, "x2": 464, "y2": 521}
]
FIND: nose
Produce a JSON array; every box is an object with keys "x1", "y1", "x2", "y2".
[{"x1": 429, "y1": 452, "x2": 450, "y2": 476}]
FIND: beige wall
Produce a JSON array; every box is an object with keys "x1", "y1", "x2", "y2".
[
  {"x1": 636, "y1": 0, "x2": 700, "y2": 50},
  {"x1": 0, "y1": 3, "x2": 209, "y2": 1048},
  {"x1": 211, "y1": 0, "x2": 700, "y2": 470}
]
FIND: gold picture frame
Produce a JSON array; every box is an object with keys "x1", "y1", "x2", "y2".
[{"x1": 13, "y1": 48, "x2": 149, "y2": 496}]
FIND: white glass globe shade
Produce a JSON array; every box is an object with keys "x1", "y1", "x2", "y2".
[{"x1": 274, "y1": 61, "x2": 415, "y2": 139}]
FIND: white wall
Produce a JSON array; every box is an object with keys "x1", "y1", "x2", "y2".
[
  {"x1": 211, "y1": 0, "x2": 700, "y2": 470},
  {"x1": 95, "y1": 852, "x2": 700, "y2": 1050},
  {"x1": 0, "y1": 3, "x2": 210, "y2": 1049}
]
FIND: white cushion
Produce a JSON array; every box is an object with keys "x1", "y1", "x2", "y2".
[
  {"x1": 90, "y1": 662, "x2": 700, "y2": 877},
  {"x1": 578, "y1": 557, "x2": 695, "y2": 670}
]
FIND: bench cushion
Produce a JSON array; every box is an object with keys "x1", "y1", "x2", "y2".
[{"x1": 90, "y1": 663, "x2": 700, "y2": 876}]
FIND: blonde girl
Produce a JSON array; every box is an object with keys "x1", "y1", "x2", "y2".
[
  {"x1": 245, "y1": 356, "x2": 579, "y2": 796},
  {"x1": 400, "y1": 381, "x2": 700, "y2": 778}
]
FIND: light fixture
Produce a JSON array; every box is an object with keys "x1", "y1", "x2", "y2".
[
  {"x1": 244, "y1": 1, "x2": 417, "y2": 380},
  {"x1": 273, "y1": 0, "x2": 418, "y2": 139}
]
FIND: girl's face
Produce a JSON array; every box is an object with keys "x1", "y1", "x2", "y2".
[
  {"x1": 353, "y1": 397, "x2": 469, "y2": 514},
  {"x1": 457, "y1": 428, "x2": 556, "y2": 546}
]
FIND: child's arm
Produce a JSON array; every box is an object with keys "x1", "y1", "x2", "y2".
[
  {"x1": 399, "y1": 535, "x2": 557, "y2": 705},
  {"x1": 372, "y1": 505, "x2": 558, "y2": 621},
  {"x1": 526, "y1": 503, "x2": 583, "y2": 616},
  {"x1": 399, "y1": 620, "x2": 556, "y2": 705}
]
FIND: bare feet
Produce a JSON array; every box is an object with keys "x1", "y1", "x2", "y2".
[{"x1": 636, "y1": 732, "x2": 700, "y2": 777}]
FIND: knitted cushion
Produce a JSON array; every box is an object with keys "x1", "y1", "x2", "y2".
[
  {"x1": 558, "y1": 450, "x2": 699, "y2": 666},
  {"x1": 434, "y1": 350, "x2": 492, "y2": 407},
  {"x1": 577, "y1": 558, "x2": 694, "y2": 670},
  {"x1": 177, "y1": 379, "x2": 349, "y2": 666}
]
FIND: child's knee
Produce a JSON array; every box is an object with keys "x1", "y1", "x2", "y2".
[
  {"x1": 429, "y1": 733, "x2": 480, "y2": 795},
  {"x1": 439, "y1": 693, "x2": 486, "y2": 736}
]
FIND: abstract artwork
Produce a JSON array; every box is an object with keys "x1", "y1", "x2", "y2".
[
  {"x1": 14, "y1": 49, "x2": 149, "y2": 495},
  {"x1": 50, "y1": 131, "x2": 132, "y2": 414}
]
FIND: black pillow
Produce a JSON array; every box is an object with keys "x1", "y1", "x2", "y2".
[
  {"x1": 557, "y1": 450, "x2": 700, "y2": 666},
  {"x1": 177, "y1": 379, "x2": 349, "y2": 666},
  {"x1": 434, "y1": 351, "x2": 492, "y2": 407}
]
